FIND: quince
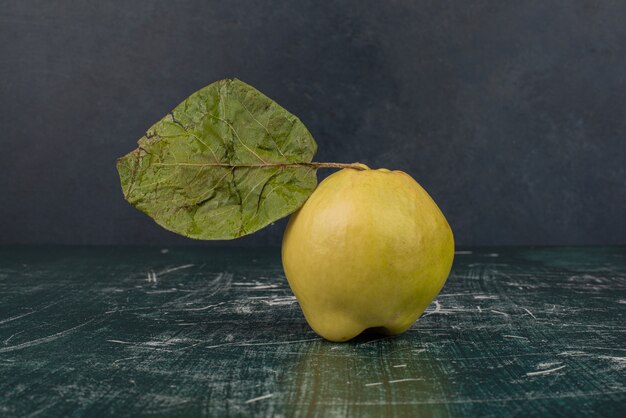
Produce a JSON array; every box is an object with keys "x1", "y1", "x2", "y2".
[{"x1": 282, "y1": 167, "x2": 454, "y2": 342}]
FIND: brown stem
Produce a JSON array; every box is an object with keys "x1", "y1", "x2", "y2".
[{"x1": 302, "y1": 162, "x2": 367, "y2": 170}]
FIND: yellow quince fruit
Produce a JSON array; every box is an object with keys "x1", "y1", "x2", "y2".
[{"x1": 282, "y1": 166, "x2": 454, "y2": 342}]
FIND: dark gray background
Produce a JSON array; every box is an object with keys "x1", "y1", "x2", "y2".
[{"x1": 1, "y1": 1, "x2": 625, "y2": 246}]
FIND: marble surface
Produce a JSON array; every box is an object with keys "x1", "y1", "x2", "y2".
[{"x1": 0, "y1": 246, "x2": 625, "y2": 416}]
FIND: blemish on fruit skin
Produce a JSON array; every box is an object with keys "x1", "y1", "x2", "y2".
[{"x1": 390, "y1": 311, "x2": 402, "y2": 321}]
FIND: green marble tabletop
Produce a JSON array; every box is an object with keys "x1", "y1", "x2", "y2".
[{"x1": 0, "y1": 246, "x2": 625, "y2": 417}]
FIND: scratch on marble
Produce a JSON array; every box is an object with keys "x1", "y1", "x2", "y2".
[
  {"x1": 106, "y1": 339, "x2": 178, "y2": 352},
  {"x1": 0, "y1": 319, "x2": 95, "y2": 353},
  {"x1": 204, "y1": 337, "x2": 319, "y2": 349},
  {"x1": 158, "y1": 264, "x2": 195, "y2": 275},
  {"x1": 113, "y1": 356, "x2": 142, "y2": 364},
  {"x1": 107, "y1": 339, "x2": 134, "y2": 345},
  {"x1": 526, "y1": 365, "x2": 566, "y2": 376},
  {"x1": 147, "y1": 264, "x2": 195, "y2": 283},
  {"x1": 523, "y1": 308, "x2": 537, "y2": 320},
  {"x1": 104, "y1": 306, "x2": 156, "y2": 314},
  {"x1": 183, "y1": 302, "x2": 226, "y2": 311},
  {"x1": 263, "y1": 296, "x2": 297, "y2": 306},
  {"x1": 537, "y1": 361, "x2": 562, "y2": 368},
  {"x1": 237, "y1": 338, "x2": 319, "y2": 347},
  {"x1": 245, "y1": 394, "x2": 273, "y2": 404},
  {"x1": 233, "y1": 281, "x2": 279, "y2": 290},
  {"x1": 144, "y1": 341, "x2": 176, "y2": 347},
  {"x1": 0, "y1": 310, "x2": 35, "y2": 325},
  {"x1": 366, "y1": 378, "x2": 423, "y2": 387},
  {"x1": 145, "y1": 288, "x2": 178, "y2": 294},
  {"x1": 503, "y1": 335, "x2": 528, "y2": 340},
  {"x1": 388, "y1": 378, "x2": 424, "y2": 384},
  {"x1": 491, "y1": 310, "x2": 508, "y2": 316},
  {"x1": 3, "y1": 331, "x2": 24, "y2": 345}
]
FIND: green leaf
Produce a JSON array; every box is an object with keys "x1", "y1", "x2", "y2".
[{"x1": 116, "y1": 79, "x2": 318, "y2": 239}]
